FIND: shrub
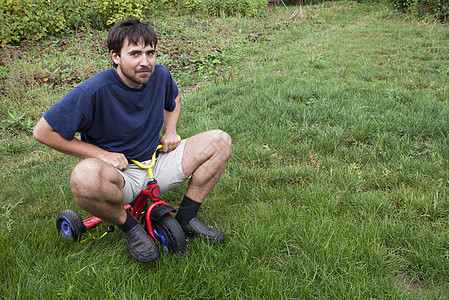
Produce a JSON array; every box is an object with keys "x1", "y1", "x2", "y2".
[
  {"x1": 0, "y1": 0, "x2": 152, "y2": 45},
  {"x1": 0, "y1": 0, "x2": 68, "y2": 45},
  {"x1": 0, "y1": 0, "x2": 103, "y2": 45},
  {"x1": 390, "y1": 0, "x2": 449, "y2": 22},
  {"x1": 0, "y1": 0, "x2": 270, "y2": 45},
  {"x1": 179, "y1": 0, "x2": 267, "y2": 16},
  {"x1": 96, "y1": 0, "x2": 151, "y2": 27}
]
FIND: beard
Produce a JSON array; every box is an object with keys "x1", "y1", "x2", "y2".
[{"x1": 120, "y1": 66, "x2": 154, "y2": 87}]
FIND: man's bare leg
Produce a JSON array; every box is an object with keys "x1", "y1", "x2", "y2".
[
  {"x1": 70, "y1": 158, "x2": 127, "y2": 224},
  {"x1": 176, "y1": 130, "x2": 232, "y2": 242},
  {"x1": 182, "y1": 129, "x2": 232, "y2": 202}
]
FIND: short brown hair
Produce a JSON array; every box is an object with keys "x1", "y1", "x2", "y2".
[{"x1": 107, "y1": 19, "x2": 158, "y2": 67}]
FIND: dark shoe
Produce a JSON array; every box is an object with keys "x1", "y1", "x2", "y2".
[
  {"x1": 122, "y1": 224, "x2": 160, "y2": 262},
  {"x1": 181, "y1": 217, "x2": 225, "y2": 243}
]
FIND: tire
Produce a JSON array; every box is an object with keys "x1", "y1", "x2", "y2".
[
  {"x1": 56, "y1": 210, "x2": 85, "y2": 242},
  {"x1": 152, "y1": 214, "x2": 187, "y2": 255}
]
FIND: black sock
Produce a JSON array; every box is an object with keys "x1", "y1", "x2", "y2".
[
  {"x1": 175, "y1": 195, "x2": 201, "y2": 225},
  {"x1": 117, "y1": 211, "x2": 138, "y2": 233}
]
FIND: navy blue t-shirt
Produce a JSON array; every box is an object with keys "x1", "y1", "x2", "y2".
[{"x1": 43, "y1": 65, "x2": 178, "y2": 161}]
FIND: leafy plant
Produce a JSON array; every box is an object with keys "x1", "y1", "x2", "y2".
[
  {"x1": 180, "y1": 0, "x2": 268, "y2": 16},
  {"x1": 0, "y1": 0, "x2": 69, "y2": 45},
  {"x1": 1, "y1": 111, "x2": 33, "y2": 133},
  {"x1": 390, "y1": 0, "x2": 449, "y2": 21},
  {"x1": 0, "y1": 0, "x2": 271, "y2": 46},
  {"x1": 96, "y1": 0, "x2": 149, "y2": 27},
  {"x1": 307, "y1": 53, "x2": 325, "y2": 69}
]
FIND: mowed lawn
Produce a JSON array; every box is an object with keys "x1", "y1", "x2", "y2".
[{"x1": 1, "y1": 1, "x2": 449, "y2": 299}]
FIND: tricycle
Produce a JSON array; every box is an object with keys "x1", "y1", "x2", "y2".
[{"x1": 55, "y1": 145, "x2": 187, "y2": 254}]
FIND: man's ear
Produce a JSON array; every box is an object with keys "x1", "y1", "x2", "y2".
[{"x1": 110, "y1": 50, "x2": 120, "y2": 66}]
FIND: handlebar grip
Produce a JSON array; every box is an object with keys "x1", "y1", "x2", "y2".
[{"x1": 129, "y1": 145, "x2": 163, "y2": 179}]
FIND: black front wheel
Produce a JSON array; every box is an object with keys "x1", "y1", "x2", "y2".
[
  {"x1": 56, "y1": 210, "x2": 85, "y2": 242},
  {"x1": 152, "y1": 214, "x2": 186, "y2": 255}
]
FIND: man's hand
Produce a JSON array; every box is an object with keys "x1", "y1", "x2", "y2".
[
  {"x1": 160, "y1": 132, "x2": 181, "y2": 153},
  {"x1": 98, "y1": 152, "x2": 129, "y2": 171}
]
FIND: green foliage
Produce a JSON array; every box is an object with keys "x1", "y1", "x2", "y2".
[
  {"x1": 179, "y1": 0, "x2": 268, "y2": 16},
  {"x1": 96, "y1": 0, "x2": 150, "y2": 26},
  {"x1": 1, "y1": 110, "x2": 34, "y2": 133},
  {"x1": 390, "y1": 0, "x2": 449, "y2": 21},
  {"x1": 0, "y1": 0, "x2": 66, "y2": 45},
  {"x1": 0, "y1": 0, "x2": 104, "y2": 45},
  {"x1": 0, "y1": 0, "x2": 271, "y2": 45},
  {"x1": 0, "y1": 66, "x2": 9, "y2": 81},
  {"x1": 0, "y1": 0, "x2": 152, "y2": 45},
  {"x1": 1, "y1": 0, "x2": 448, "y2": 46}
]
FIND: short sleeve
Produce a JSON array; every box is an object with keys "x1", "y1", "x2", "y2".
[{"x1": 43, "y1": 87, "x2": 93, "y2": 140}]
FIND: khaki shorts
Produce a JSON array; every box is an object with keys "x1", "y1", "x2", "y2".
[{"x1": 118, "y1": 139, "x2": 189, "y2": 204}]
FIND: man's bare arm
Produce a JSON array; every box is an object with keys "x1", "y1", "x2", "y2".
[
  {"x1": 160, "y1": 92, "x2": 182, "y2": 153},
  {"x1": 33, "y1": 117, "x2": 129, "y2": 170}
]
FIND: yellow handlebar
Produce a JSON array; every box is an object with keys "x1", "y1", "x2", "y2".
[{"x1": 130, "y1": 145, "x2": 163, "y2": 179}]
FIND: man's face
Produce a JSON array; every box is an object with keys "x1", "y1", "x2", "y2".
[{"x1": 111, "y1": 39, "x2": 156, "y2": 89}]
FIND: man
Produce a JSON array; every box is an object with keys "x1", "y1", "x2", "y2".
[{"x1": 33, "y1": 19, "x2": 232, "y2": 263}]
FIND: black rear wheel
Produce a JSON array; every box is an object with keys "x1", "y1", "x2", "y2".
[
  {"x1": 152, "y1": 214, "x2": 186, "y2": 255},
  {"x1": 56, "y1": 210, "x2": 85, "y2": 242}
]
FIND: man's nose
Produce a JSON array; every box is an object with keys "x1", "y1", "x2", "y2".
[{"x1": 140, "y1": 56, "x2": 150, "y2": 66}]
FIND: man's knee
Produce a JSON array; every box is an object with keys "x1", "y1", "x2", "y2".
[
  {"x1": 211, "y1": 129, "x2": 232, "y2": 158},
  {"x1": 70, "y1": 158, "x2": 104, "y2": 199}
]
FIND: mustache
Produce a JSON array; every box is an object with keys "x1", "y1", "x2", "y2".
[{"x1": 137, "y1": 67, "x2": 152, "y2": 72}]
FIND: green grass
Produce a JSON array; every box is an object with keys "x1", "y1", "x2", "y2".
[{"x1": 2, "y1": 1, "x2": 449, "y2": 298}]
